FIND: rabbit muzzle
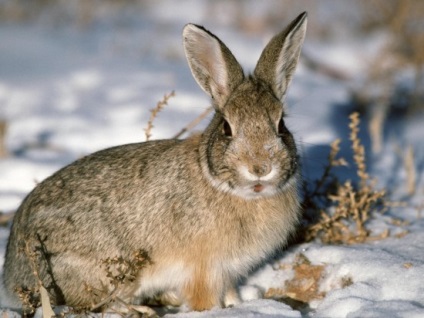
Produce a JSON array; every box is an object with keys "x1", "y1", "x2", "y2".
[{"x1": 235, "y1": 164, "x2": 288, "y2": 199}]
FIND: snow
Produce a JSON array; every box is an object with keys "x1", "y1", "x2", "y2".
[
  {"x1": 0, "y1": 1, "x2": 423, "y2": 317},
  {"x1": 169, "y1": 300, "x2": 302, "y2": 318}
]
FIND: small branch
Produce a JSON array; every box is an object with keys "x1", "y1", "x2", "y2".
[
  {"x1": 0, "y1": 212, "x2": 14, "y2": 226},
  {"x1": 90, "y1": 287, "x2": 120, "y2": 312},
  {"x1": 405, "y1": 145, "x2": 416, "y2": 196},
  {"x1": 0, "y1": 120, "x2": 8, "y2": 158},
  {"x1": 144, "y1": 91, "x2": 175, "y2": 141},
  {"x1": 173, "y1": 106, "x2": 213, "y2": 139}
]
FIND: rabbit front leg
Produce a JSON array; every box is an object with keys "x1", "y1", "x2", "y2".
[
  {"x1": 224, "y1": 285, "x2": 241, "y2": 308},
  {"x1": 182, "y1": 265, "x2": 224, "y2": 311}
]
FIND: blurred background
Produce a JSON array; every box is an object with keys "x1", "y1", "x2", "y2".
[
  {"x1": 1, "y1": 0, "x2": 423, "y2": 107},
  {"x1": 0, "y1": 0, "x2": 422, "y2": 213}
]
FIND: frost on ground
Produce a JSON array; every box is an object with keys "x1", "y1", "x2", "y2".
[{"x1": 0, "y1": 1, "x2": 423, "y2": 317}]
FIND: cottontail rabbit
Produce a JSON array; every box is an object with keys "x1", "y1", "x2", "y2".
[{"x1": 3, "y1": 12, "x2": 307, "y2": 315}]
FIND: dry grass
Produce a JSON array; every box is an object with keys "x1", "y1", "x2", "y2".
[
  {"x1": 15, "y1": 240, "x2": 55, "y2": 317},
  {"x1": 87, "y1": 250, "x2": 151, "y2": 312},
  {"x1": 360, "y1": 0, "x2": 424, "y2": 95},
  {"x1": 144, "y1": 91, "x2": 175, "y2": 141},
  {"x1": 15, "y1": 238, "x2": 151, "y2": 316},
  {"x1": 303, "y1": 112, "x2": 389, "y2": 244},
  {"x1": 0, "y1": 212, "x2": 14, "y2": 227},
  {"x1": 404, "y1": 145, "x2": 417, "y2": 196},
  {"x1": 0, "y1": 120, "x2": 7, "y2": 158},
  {"x1": 265, "y1": 254, "x2": 325, "y2": 304},
  {"x1": 0, "y1": 0, "x2": 136, "y2": 25},
  {"x1": 355, "y1": 0, "x2": 424, "y2": 151},
  {"x1": 14, "y1": 287, "x2": 39, "y2": 318},
  {"x1": 173, "y1": 106, "x2": 213, "y2": 139},
  {"x1": 265, "y1": 254, "x2": 358, "y2": 312},
  {"x1": 269, "y1": 112, "x2": 415, "y2": 311}
]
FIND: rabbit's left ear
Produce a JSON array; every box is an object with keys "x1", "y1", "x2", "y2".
[
  {"x1": 254, "y1": 12, "x2": 307, "y2": 100},
  {"x1": 183, "y1": 24, "x2": 244, "y2": 110}
]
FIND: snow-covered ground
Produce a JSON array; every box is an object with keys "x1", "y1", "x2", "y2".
[{"x1": 0, "y1": 1, "x2": 423, "y2": 317}]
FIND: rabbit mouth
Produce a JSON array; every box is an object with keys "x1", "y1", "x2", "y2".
[
  {"x1": 253, "y1": 183, "x2": 265, "y2": 193},
  {"x1": 231, "y1": 163, "x2": 298, "y2": 199},
  {"x1": 240, "y1": 167, "x2": 298, "y2": 199},
  {"x1": 234, "y1": 180, "x2": 280, "y2": 199}
]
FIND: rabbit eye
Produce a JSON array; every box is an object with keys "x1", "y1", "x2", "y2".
[
  {"x1": 278, "y1": 117, "x2": 288, "y2": 135},
  {"x1": 223, "y1": 120, "x2": 232, "y2": 137}
]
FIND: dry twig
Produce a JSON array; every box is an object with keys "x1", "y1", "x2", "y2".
[
  {"x1": 304, "y1": 112, "x2": 387, "y2": 244},
  {"x1": 88, "y1": 250, "x2": 151, "y2": 313},
  {"x1": 404, "y1": 145, "x2": 416, "y2": 196},
  {"x1": 173, "y1": 106, "x2": 213, "y2": 139},
  {"x1": 16, "y1": 240, "x2": 56, "y2": 317},
  {"x1": 144, "y1": 91, "x2": 175, "y2": 141},
  {"x1": 0, "y1": 120, "x2": 7, "y2": 158},
  {"x1": 0, "y1": 212, "x2": 14, "y2": 226}
]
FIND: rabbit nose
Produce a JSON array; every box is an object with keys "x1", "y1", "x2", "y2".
[{"x1": 250, "y1": 164, "x2": 272, "y2": 177}]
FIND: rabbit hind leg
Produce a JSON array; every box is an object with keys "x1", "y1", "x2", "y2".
[{"x1": 44, "y1": 253, "x2": 115, "y2": 310}]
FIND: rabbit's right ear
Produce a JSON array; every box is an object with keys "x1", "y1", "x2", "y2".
[{"x1": 183, "y1": 24, "x2": 244, "y2": 110}]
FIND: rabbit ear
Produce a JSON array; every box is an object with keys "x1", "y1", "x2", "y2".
[
  {"x1": 254, "y1": 12, "x2": 307, "y2": 100},
  {"x1": 183, "y1": 24, "x2": 244, "y2": 109}
]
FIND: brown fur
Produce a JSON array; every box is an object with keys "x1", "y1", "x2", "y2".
[{"x1": 183, "y1": 261, "x2": 217, "y2": 311}]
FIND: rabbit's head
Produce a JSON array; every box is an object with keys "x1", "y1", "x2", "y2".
[{"x1": 183, "y1": 13, "x2": 307, "y2": 199}]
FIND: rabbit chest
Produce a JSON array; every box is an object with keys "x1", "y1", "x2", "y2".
[
  {"x1": 211, "y1": 193, "x2": 299, "y2": 273},
  {"x1": 131, "y1": 191, "x2": 299, "y2": 302}
]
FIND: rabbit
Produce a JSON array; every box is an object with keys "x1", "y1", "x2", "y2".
[{"x1": 3, "y1": 12, "x2": 307, "y2": 315}]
